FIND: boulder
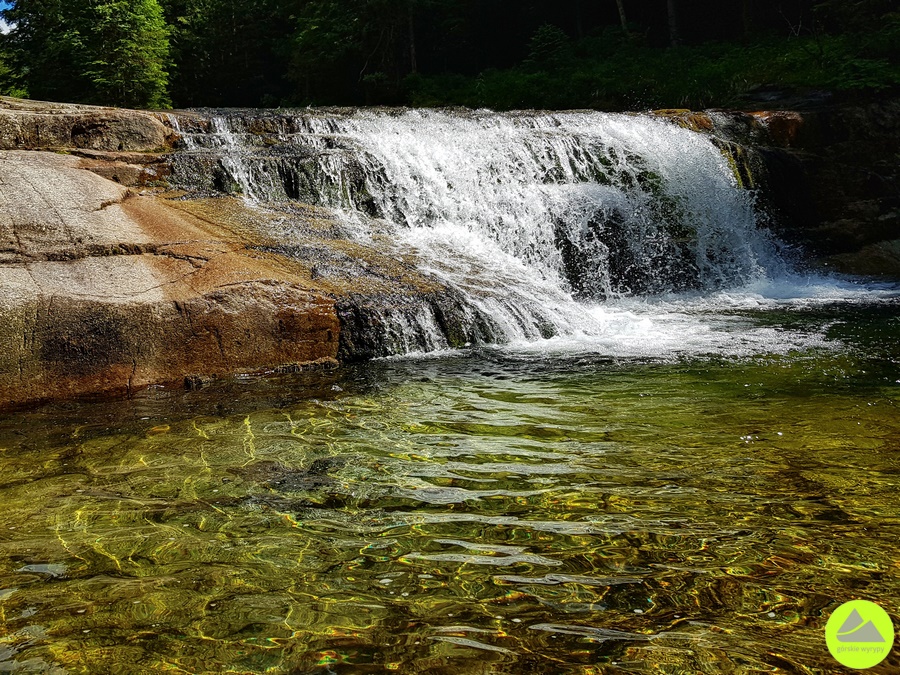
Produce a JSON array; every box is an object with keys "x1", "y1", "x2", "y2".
[
  {"x1": 0, "y1": 150, "x2": 341, "y2": 406},
  {"x1": 0, "y1": 96, "x2": 174, "y2": 152}
]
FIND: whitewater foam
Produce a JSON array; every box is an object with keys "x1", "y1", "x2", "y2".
[{"x1": 171, "y1": 108, "x2": 898, "y2": 358}]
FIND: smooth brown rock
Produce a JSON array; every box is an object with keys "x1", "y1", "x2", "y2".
[
  {"x1": 653, "y1": 109, "x2": 715, "y2": 132},
  {"x1": 0, "y1": 148, "x2": 341, "y2": 407},
  {"x1": 749, "y1": 111, "x2": 804, "y2": 147},
  {"x1": 0, "y1": 96, "x2": 174, "y2": 152},
  {"x1": 0, "y1": 151, "x2": 150, "y2": 261}
]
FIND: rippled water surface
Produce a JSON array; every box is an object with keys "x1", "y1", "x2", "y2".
[{"x1": 1, "y1": 303, "x2": 899, "y2": 674}]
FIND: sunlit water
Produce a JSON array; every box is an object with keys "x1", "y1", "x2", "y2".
[
  {"x1": 171, "y1": 109, "x2": 800, "y2": 349},
  {"x1": 4, "y1": 108, "x2": 899, "y2": 673},
  {"x1": 1, "y1": 301, "x2": 899, "y2": 674}
]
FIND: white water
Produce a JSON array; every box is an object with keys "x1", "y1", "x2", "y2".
[{"x1": 171, "y1": 108, "x2": 897, "y2": 358}]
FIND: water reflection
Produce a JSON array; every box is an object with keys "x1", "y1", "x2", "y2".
[{"x1": 0, "y1": 305, "x2": 899, "y2": 673}]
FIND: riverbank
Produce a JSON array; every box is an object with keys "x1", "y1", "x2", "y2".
[{"x1": 0, "y1": 96, "x2": 897, "y2": 407}]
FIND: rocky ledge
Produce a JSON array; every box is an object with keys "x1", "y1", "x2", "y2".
[
  {"x1": 0, "y1": 98, "x2": 458, "y2": 406},
  {"x1": 664, "y1": 96, "x2": 900, "y2": 276},
  {"x1": 0, "y1": 150, "x2": 343, "y2": 405},
  {"x1": 0, "y1": 96, "x2": 897, "y2": 407}
]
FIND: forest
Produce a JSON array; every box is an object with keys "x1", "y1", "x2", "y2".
[{"x1": 0, "y1": 0, "x2": 897, "y2": 110}]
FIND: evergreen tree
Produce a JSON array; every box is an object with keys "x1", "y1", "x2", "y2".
[
  {"x1": 3, "y1": 0, "x2": 171, "y2": 108},
  {"x1": 160, "y1": 0, "x2": 297, "y2": 107}
]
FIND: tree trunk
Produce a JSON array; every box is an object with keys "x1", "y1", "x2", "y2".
[
  {"x1": 615, "y1": 0, "x2": 628, "y2": 32},
  {"x1": 742, "y1": 0, "x2": 753, "y2": 37},
  {"x1": 408, "y1": 8, "x2": 418, "y2": 74},
  {"x1": 667, "y1": 0, "x2": 682, "y2": 47},
  {"x1": 574, "y1": 0, "x2": 584, "y2": 38}
]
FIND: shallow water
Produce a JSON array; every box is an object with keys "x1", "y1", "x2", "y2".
[{"x1": 1, "y1": 301, "x2": 899, "y2": 674}]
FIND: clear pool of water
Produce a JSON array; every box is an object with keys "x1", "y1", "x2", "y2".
[{"x1": 1, "y1": 302, "x2": 899, "y2": 674}]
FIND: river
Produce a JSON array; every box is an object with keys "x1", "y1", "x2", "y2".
[{"x1": 0, "y1": 108, "x2": 898, "y2": 673}]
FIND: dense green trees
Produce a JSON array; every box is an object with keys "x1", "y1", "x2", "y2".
[
  {"x1": 3, "y1": 0, "x2": 170, "y2": 107},
  {"x1": 0, "y1": 0, "x2": 896, "y2": 109}
]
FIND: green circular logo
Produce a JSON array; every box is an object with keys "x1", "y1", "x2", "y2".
[{"x1": 826, "y1": 600, "x2": 895, "y2": 669}]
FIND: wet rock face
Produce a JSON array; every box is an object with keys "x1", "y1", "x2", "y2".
[
  {"x1": 793, "y1": 98, "x2": 900, "y2": 273},
  {"x1": 335, "y1": 289, "x2": 493, "y2": 362},
  {"x1": 678, "y1": 98, "x2": 900, "y2": 277}
]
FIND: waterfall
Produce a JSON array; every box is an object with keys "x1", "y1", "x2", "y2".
[{"x1": 168, "y1": 108, "x2": 801, "y2": 356}]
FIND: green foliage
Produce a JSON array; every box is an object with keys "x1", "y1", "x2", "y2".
[
  {"x1": 83, "y1": 0, "x2": 171, "y2": 108},
  {"x1": 813, "y1": 0, "x2": 896, "y2": 34},
  {"x1": 525, "y1": 24, "x2": 573, "y2": 70},
  {"x1": 160, "y1": 0, "x2": 298, "y2": 107},
  {"x1": 3, "y1": 0, "x2": 171, "y2": 108},
  {"x1": 287, "y1": 0, "x2": 434, "y2": 105},
  {"x1": 0, "y1": 40, "x2": 28, "y2": 98},
  {"x1": 410, "y1": 31, "x2": 900, "y2": 111},
  {"x1": 0, "y1": 0, "x2": 897, "y2": 109}
]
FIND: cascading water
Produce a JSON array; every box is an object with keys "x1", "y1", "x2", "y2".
[{"x1": 167, "y1": 108, "x2": 888, "y2": 358}]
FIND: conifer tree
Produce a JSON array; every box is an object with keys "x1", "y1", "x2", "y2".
[{"x1": 3, "y1": 0, "x2": 171, "y2": 108}]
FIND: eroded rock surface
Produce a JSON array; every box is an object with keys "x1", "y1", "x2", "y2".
[
  {"x1": 1, "y1": 95, "x2": 897, "y2": 406},
  {"x1": 0, "y1": 150, "x2": 344, "y2": 405},
  {"x1": 0, "y1": 97, "x2": 173, "y2": 152}
]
